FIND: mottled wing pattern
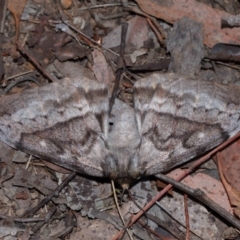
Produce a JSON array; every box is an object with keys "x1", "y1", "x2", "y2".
[
  {"x1": 134, "y1": 73, "x2": 240, "y2": 176},
  {"x1": 0, "y1": 77, "x2": 109, "y2": 177}
]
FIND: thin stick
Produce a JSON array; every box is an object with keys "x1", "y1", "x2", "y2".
[
  {"x1": 109, "y1": 22, "x2": 128, "y2": 114},
  {"x1": 111, "y1": 180, "x2": 133, "y2": 240},
  {"x1": 4, "y1": 70, "x2": 34, "y2": 81},
  {"x1": 23, "y1": 172, "x2": 76, "y2": 217},
  {"x1": 155, "y1": 173, "x2": 240, "y2": 231},
  {"x1": 61, "y1": 20, "x2": 119, "y2": 57},
  {"x1": 184, "y1": 194, "x2": 190, "y2": 240},
  {"x1": 16, "y1": 42, "x2": 57, "y2": 83},
  {"x1": 0, "y1": 215, "x2": 45, "y2": 223},
  {"x1": 78, "y1": 3, "x2": 122, "y2": 11},
  {"x1": 146, "y1": 18, "x2": 164, "y2": 45},
  {"x1": 146, "y1": 213, "x2": 185, "y2": 240},
  {"x1": 25, "y1": 155, "x2": 32, "y2": 170}
]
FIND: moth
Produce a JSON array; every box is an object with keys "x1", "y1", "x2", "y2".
[{"x1": 0, "y1": 73, "x2": 240, "y2": 188}]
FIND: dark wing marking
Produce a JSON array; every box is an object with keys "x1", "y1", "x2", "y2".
[
  {"x1": 133, "y1": 73, "x2": 240, "y2": 175},
  {"x1": 0, "y1": 77, "x2": 109, "y2": 177}
]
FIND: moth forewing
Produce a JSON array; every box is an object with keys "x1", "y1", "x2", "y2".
[{"x1": 0, "y1": 73, "x2": 240, "y2": 187}]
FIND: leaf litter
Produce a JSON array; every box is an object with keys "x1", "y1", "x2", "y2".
[{"x1": 1, "y1": 0, "x2": 240, "y2": 239}]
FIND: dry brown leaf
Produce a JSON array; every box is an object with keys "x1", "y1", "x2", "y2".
[
  {"x1": 8, "y1": 0, "x2": 27, "y2": 42},
  {"x1": 217, "y1": 140, "x2": 240, "y2": 191},
  {"x1": 92, "y1": 49, "x2": 115, "y2": 90},
  {"x1": 15, "y1": 190, "x2": 29, "y2": 200},
  {"x1": 136, "y1": 0, "x2": 240, "y2": 47},
  {"x1": 60, "y1": 0, "x2": 72, "y2": 9},
  {"x1": 215, "y1": 140, "x2": 240, "y2": 218},
  {"x1": 167, "y1": 169, "x2": 233, "y2": 214}
]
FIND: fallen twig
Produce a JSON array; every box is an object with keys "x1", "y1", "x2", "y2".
[
  {"x1": 23, "y1": 172, "x2": 76, "y2": 217},
  {"x1": 16, "y1": 42, "x2": 57, "y2": 83}
]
